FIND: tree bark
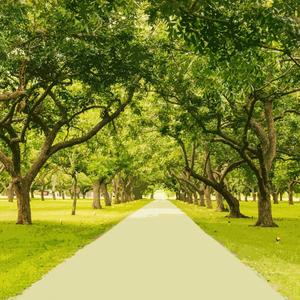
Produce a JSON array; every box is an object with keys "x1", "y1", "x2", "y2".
[
  {"x1": 101, "y1": 182, "x2": 111, "y2": 206},
  {"x1": 279, "y1": 192, "x2": 283, "y2": 201},
  {"x1": 252, "y1": 192, "x2": 257, "y2": 202},
  {"x1": 30, "y1": 188, "x2": 35, "y2": 199},
  {"x1": 113, "y1": 177, "x2": 121, "y2": 204},
  {"x1": 272, "y1": 192, "x2": 279, "y2": 204},
  {"x1": 288, "y1": 182, "x2": 294, "y2": 205},
  {"x1": 215, "y1": 192, "x2": 226, "y2": 212},
  {"x1": 41, "y1": 186, "x2": 45, "y2": 201},
  {"x1": 14, "y1": 179, "x2": 32, "y2": 225},
  {"x1": 193, "y1": 192, "x2": 198, "y2": 205},
  {"x1": 204, "y1": 187, "x2": 212, "y2": 208},
  {"x1": 92, "y1": 180, "x2": 102, "y2": 209},
  {"x1": 7, "y1": 181, "x2": 14, "y2": 202},
  {"x1": 256, "y1": 181, "x2": 277, "y2": 227},
  {"x1": 71, "y1": 175, "x2": 78, "y2": 215}
]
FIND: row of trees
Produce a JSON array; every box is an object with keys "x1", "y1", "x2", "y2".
[{"x1": 0, "y1": 0, "x2": 299, "y2": 227}]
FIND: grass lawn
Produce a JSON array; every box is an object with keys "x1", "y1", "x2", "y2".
[
  {"x1": 173, "y1": 200, "x2": 300, "y2": 300},
  {"x1": 0, "y1": 198, "x2": 150, "y2": 300}
]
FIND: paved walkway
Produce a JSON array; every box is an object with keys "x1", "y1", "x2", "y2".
[{"x1": 17, "y1": 200, "x2": 284, "y2": 300}]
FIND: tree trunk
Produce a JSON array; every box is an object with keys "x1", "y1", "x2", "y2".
[
  {"x1": 193, "y1": 192, "x2": 198, "y2": 205},
  {"x1": 238, "y1": 193, "x2": 241, "y2": 201},
  {"x1": 30, "y1": 188, "x2": 35, "y2": 199},
  {"x1": 288, "y1": 183, "x2": 294, "y2": 205},
  {"x1": 279, "y1": 192, "x2": 283, "y2": 201},
  {"x1": 61, "y1": 190, "x2": 65, "y2": 200},
  {"x1": 252, "y1": 192, "x2": 257, "y2": 202},
  {"x1": 41, "y1": 186, "x2": 45, "y2": 201},
  {"x1": 215, "y1": 192, "x2": 226, "y2": 212},
  {"x1": 199, "y1": 190, "x2": 205, "y2": 206},
  {"x1": 52, "y1": 190, "x2": 56, "y2": 200},
  {"x1": 272, "y1": 192, "x2": 279, "y2": 204},
  {"x1": 101, "y1": 182, "x2": 111, "y2": 206},
  {"x1": 92, "y1": 180, "x2": 102, "y2": 209},
  {"x1": 204, "y1": 187, "x2": 212, "y2": 208},
  {"x1": 113, "y1": 177, "x2": 121, "y2": 204},
  {"x1": 256, "y1": 181, "x2": 277, "y2": 227},
  {"x1": 71, "y1": 176, "x2": 78, "y2": 215},
  {"x1": 244, "y1": 194, "x2": 248, "y2": 202},
  {"x1": 14, "y1": 179, "x2": 32, "y2": 225},
  {"x1": 7, "y1": 181, "x2": 14, "y2": 202}
]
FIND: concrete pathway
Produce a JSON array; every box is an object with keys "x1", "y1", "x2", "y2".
[{"x1": 17, "y1": 200, "x2": 284, "y2": 300}]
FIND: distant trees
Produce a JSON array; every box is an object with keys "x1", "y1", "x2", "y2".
[{"x1": 1, "y1": 0, "x2": 299, "y2": 228}]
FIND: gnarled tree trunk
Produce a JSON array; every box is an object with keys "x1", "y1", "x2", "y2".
[{"x1": 199, "y1": 190, "x2": 205, "y2": 206}]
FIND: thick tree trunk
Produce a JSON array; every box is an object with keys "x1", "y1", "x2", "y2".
[
  {"x1": 92, "y1": 180, "x2": 102, "y2": 209},
  {"x1": 256, "y1": 181, "x2": 277, "y2": 227},
  {"x1": 101, "y1": 183, "x2": 111, "y2": 206},
  {"x1": 7, "y1": 181, "x2": 14, "y2": 202},
  {"x1": 215, "y1": 192, "x2": 226, "y2": 212},
  {"x1": 204, "y1": 187, "x2": 212, "y2": 208},
  {"x1": 14, "y1": 179, "x2": 32, "y2": 225},
  {"x1": 279, "y1": 192, "x2": 283, "y2": 201}
]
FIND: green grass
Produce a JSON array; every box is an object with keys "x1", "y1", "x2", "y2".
[
  {"x1": 173, "y1": 200, "x2": 300, "y2": 300},
  {"x1": 0, "y1": 198, "x2": 151, "y2": 300}
]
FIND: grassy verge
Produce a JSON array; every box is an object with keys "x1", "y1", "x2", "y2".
[
  {"x1": 0, "y1": 198, "x2": 150, "y2": 300},
  {"x1": 173, "y1": 200, "x2": 300, "y2": 300}
]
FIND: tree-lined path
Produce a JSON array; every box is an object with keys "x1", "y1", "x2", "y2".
[{"x1": 17, "y1": 200, "x2": 283, "y2": 300}]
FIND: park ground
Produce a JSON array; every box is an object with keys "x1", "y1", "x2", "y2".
[
  {"x1": 0, "y1": 199, "x2": 150, "y2": 300},
  {"x1": 174, "y1": 200, "x2": 300, "y2": 300},
  {"x1": 1, "y1": 199, "x2": 299, "y2": 300}
]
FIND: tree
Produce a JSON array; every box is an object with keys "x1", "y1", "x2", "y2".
[{"x1": 0, "y1": 1, "x2": 150, "y2": 224}]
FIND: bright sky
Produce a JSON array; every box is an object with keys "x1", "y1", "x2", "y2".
[{"x1": 153, "y1": 190, "x2": 168, "y2": 200}]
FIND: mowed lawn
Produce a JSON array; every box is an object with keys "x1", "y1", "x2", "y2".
[
  {"x1": 0, "y1": 198, "x2": 151, "y2": 300},
  {"x1": 174, "y1": 200, "x2": 300, "y2": 300}
]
